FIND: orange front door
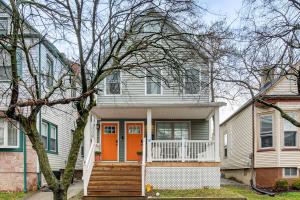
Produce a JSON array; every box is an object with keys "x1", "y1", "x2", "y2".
[
  {"x1": 126, "y1": 122, "x2": 144, "y2": 161},
  {"x1": 101, "y1": 122, "x2": 118, "y2": 161}
]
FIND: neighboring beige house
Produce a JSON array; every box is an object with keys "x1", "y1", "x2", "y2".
[{"x1": 220, "y1": 73, "x2": 300, "y2": 188}]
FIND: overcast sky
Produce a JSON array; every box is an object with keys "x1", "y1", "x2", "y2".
[{"x1": 202, "y1": 0, "x2": 245, "y2": 122}]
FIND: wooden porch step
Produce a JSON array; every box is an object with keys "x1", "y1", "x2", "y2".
[
  {"x1": 92, "y1": 166, "x2": 141, "y2": 171},
  {"x1": 88, "y1": 185, "x2": 141, "y2": 190},
  {"x1": 87, "y1": 191, "x2": 142, "y2": 196},
  {"x1": 84, "y1": 195, "x2": 145, "y2": 200},
  {"x1": 90, "y1": 175, "x2": 141, "y2": 181},
  {"x1": 91, "y1": 171, "x2": 141, "y2": 176},
  {"x1": 89, "y1": 180, "x2": 141, "y2": 186}
]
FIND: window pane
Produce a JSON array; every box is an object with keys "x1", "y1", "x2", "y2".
[
  {"x1": 146, "y1": 69, "x2": 161, "y2": 94},
  {"x1": 260, "y1": 116, "x2": 272, "y2": 134},
  {"x1": 185, "y1": 68, "x2": 200, "y2": 94},
  {"x1": 41, "y1": 122, "x2": 48, "y2": 149},
  {"x1": 128, "y1": 125, "x2": 142, "y2": 134},
  {"x1": 0, "y1": 18, "x2": 8, "y2": 34},
  {"x1": 0, "y1": 119, "x2": 4, "y2": 145},
  {"x1": 50, "y1": 138, "x2": 56, "y2": 151},
  {"x1": 174, "y1": 122, "x2": 189, "y2": 139},
  {"x1": 284, "y1": 131, "x2": 296, "y2": 146},
  {"x1": 157, "y1": 123, "x2": 172, "y2": 139},
  {"x1": 7, "y1": 121, "x2": 18, "y2": 146},
  {"x1": 285, "y1": 168, "x2": 298, "y2": 176},
  {"x1": 261, "y1": 135, "x2": 273, "y2": 148},
  {"x1": 106, "y1": 71, "x2": 120, "y2": 94},
  {"x1": 50, "y1": 126, "x2": 56, "y2": 139}
]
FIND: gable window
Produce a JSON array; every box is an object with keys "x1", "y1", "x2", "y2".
[
  {"x1": 0, "y1": 18, "x2": 8, "y2": 35},
  {"x1": 0, "y1": 50, "x2": 11, "y2": 81},
  {"x1": 185, "y1": 68, "x2": 200, "y2": 94},
  {"x1": 260, "y1": 115, "x2": 273, "y2": 148},
  {"x1": 283, "y1": 112, "x2": 298, "y2": 147},
  {"x1": 105, "y1": 71, "x2": 121, "y2": 95},
  {"x1": 46, "y1": 56, "x2": 54, "y2": 87},
  {"x1": 41, "y1": 120, "x2": 58, "y2": 153},
  {"x1": 0, "y1": 119, "x2": 19, "y2": 148},
  {"x1": 284, "y1": 167, "x2": 298, "y2": 178},
  {"x1": 224, "y1": 133, "x2": 228, "y2": 158},
  {"x1": 146, "y1": 69, "x2": 162, "y2": 95},
  {"x1": 156, "y1": 122, "x2": 189, "y2": 140}
]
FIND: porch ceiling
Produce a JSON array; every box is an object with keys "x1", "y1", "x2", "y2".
[{"x1": 92, "y1": 102, "x2": 224, "y2": 119}]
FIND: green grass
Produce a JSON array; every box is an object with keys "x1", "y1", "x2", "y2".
[
  {"x1": 153, "y1": 186, "x2": 300, "y2": 199},
  {"x1": 0, "y1": 192, "x2": 25, "y2": 200}
]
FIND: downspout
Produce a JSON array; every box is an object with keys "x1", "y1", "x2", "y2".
[
  {"x1": 37, "y1": 42, "x2": 42, "y2": 189},
  {"x1": 23, "y1": 131, "x2": 27, "y2": 192}
]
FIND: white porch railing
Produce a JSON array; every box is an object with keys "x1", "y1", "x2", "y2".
[
  {"x1": 141, "y1": 138, "x2": 146, "y2": 196},
  {"x1": 150, "y1": 140, "x2": 215, "y2": 162},
  {"x1": 83, "y1": 138, "x2": 96, "y2": 196}
]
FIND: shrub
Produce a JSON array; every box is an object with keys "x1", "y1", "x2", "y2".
[
  {"x1": 292, "y1": 179, "x2": 300, "y2": 190},
  {"x1": 274, "y1": 179, "x2": 289, "y2": 191}
]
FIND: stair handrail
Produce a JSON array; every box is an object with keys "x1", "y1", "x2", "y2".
[
  {"x1": 83, "y1": 138, "x2": 96, "y2": 196},
  {"x1": 141, "y1": 137, "x2": 146, "y2": 196}
]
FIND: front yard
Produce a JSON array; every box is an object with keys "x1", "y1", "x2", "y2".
[
  {"x1": 0, "y1": 192, "x2": 25, "y2": 200},
  {"x1": 152, "y1": 186, "x2": 300, "y2": 200}
]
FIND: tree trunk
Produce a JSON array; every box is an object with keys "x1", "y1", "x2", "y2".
[{"x1": 53, "y1": 188, "x2": 67, "y2": 200}]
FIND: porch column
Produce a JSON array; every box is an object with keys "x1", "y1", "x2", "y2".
[
  {"x1": 214, "y1": 107, "x2": 220, "y2": 162},
  {"x1": 147, "y1": 108, "x2": 152, "y2": 162}
]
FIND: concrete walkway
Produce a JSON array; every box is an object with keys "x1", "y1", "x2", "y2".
[
  {"x1": 24, "y1": 181, "x2": 83, "y2": 200},
  {"x1": 221, "y1": 178, "x2": 247, "y2": 187}
]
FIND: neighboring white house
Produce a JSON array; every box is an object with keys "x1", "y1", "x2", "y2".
[
  {"x1": 0, "y1": 1, "x2": 91, "y2": 191},
  {"x1": 220, "y1": 69, "x2": 300, "y2": 188}
]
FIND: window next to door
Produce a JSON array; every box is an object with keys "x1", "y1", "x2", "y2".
[{"x1": 156, "y1": 121, "x2": 190, "y2": 140}]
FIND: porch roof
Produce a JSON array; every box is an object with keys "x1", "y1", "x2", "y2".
[{"x1": 92, "y1": 102, "x2": 225, "y2": 119}]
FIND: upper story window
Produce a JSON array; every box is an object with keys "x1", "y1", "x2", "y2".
[
  {"x1": 0, "y1": 50, "x2": 11, "y2": 81},
  {"x1": 46, "y1": 56, "x2": 54, "y2": 87},
  {"x1": 260, "y1": 115, "x2": 273, "y2": 148},
  {"x1": 224, "y1": 132, "x2": 228, "y2": 158},
  {"x1": 146, "y1": 69, "x2": 162, "y2": 95},
  {"x1": 0, "y1": 18, "x2": 8, "y2": 35},
  {"x1": 105, "y1": 71, "x2": 121, "y2": 95},
  {"x1": 0, "y1": 119, "x2": 19, "y2": 148},
  {"x1": 283, "y1": 112, "x2": 298, "y2": 147},
  {"x1": 156, "y1": 121, "x2": 189, "y2": 140},
  {"x1": 41, "y1": 120, "x2": 58, "y2": 153},
  {"x1": 185, "y1": 68, "x2": 200, "y2": 94}
]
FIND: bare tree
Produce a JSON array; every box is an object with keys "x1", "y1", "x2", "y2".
[{"x1": 0, "y1": 0, "x2": 223, "y2": 199}]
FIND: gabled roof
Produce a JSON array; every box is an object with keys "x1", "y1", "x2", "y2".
[{"x1": 0, "y1": 0, "x2": 68, "y2": 66}]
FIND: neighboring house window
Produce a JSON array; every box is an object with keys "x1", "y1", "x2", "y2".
[
  {"x1": 41, "y1": 120, "x2": 58, "y2": 153},
  {"x1": 0, "y1": 18, "x2": 8, "y2": 35},
  {"x1": 284, "y1": 167, "x2": 298, "y2": 178},
  {"x1": 224, "y1": 133, "x2": 228, "y2": 158},
  {"x1": 185, "y1": 68, "x2": 200, "y2": 94},
  {"x1": 105, "y1": 71, "x2": 121, "y2": 95},
  {"x1": 0, "y1": 50, "x2": 11, "y2": 81},
  {"x1": 156, "y1": 122, "x2": 189, "y2": 140},
  {"x1": 81, "y1": 143, "x2": 84, "y2": 158},
  {"x1": 260, "y1": 115, "x2": 273, "y2": 148},
  {"x1": 0, "y1": 119, "x2": 19, "y2": 148},
  {"x1": 46, "y1": 56, "x2": 54, "y2": 87},
  {"x1": 283, "y1": 112, "x2": 298, "y2": 147},
  {"x1": 146, "y1": 69, "x2": 162, "y2": 95}
]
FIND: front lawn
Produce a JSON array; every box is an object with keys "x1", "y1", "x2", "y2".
[
  {"x1": 152, "y1": 186, "x2": 300, "y2": 200},
  {"x1": 0, "y1": 192, "x2": 25, "y2": 200}
]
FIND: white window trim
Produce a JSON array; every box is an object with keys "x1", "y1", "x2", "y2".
[
  {"x1": 144, "y1": 69, "x2": 163, "y2": 96},
  {"x1": 224, "y1": 132, "x2": 228, "y2": 159},
  {"x1": 259, "y1": 114, "x2": 274, "y2": 149},
  {"x1": 282, "y1": 112, "x2": 298, "y2": 148},
  {"x1": 104, "y1": 70, "x2": 122, "y2": 96},
  {"x1": 283, "y1": 167, "x2": 299, "y2": 178},
  {"x1": 0, "y1": 120, "x2": 19, "y2": 149},
  {"x1": 183, "y1": 67, "x2": 201, "y2": 96}
]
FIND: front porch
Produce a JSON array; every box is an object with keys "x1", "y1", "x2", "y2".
[{"x1": 83, "y1": 103, "x2": 224, "y2": 197}]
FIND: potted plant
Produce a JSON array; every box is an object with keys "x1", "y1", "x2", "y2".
[
  {"x1": 136, "y1": 151, "x2": 143, "y2": 162},
  {"x1": 95, "y1": 150, "x2": 101, "y2": 161}
]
